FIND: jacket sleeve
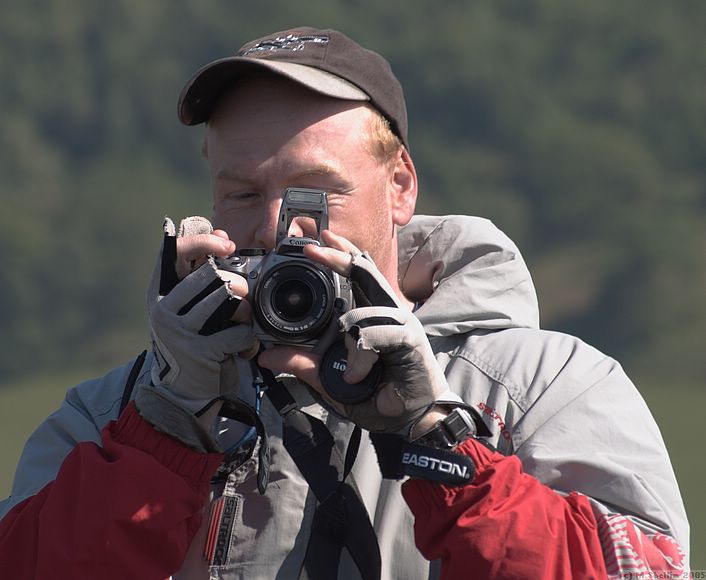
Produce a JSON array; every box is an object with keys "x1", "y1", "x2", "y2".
[
  {"x1": 0, "y1": 402, "x2": 223, "y2": 580},
  {"x1": 401, "y1": 437, "x2": 688, "y2": 579}
]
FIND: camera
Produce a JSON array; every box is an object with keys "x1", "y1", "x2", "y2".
[{"x1": 215, "y1": 188, "x2": 353, "y2": 348}]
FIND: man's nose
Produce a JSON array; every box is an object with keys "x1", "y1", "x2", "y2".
[{"x1": 253, "y1": 199, "x2": 282, "y2": 250}]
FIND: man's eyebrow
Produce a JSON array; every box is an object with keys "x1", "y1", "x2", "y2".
[
  {"x1": 288, "y1": 165, "x2": 356, "y2": 194},
  {"x1": 288, "y1": 164, "x2": 341, "y2": 179},
  {"x1": 214, "y1": 164, "x2": 345, "y2": 182}
]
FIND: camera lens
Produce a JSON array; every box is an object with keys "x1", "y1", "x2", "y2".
[
  {"x1": 272, "y1": 279, "x2": 315, "y2": 321},
  {"x1": 254, "y1": 261, "x2": 335, "y2": 343}
]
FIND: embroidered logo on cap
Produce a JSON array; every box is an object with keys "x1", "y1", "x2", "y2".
[{"x1": 240, "y1": 34, "x2": 329, "y2": 57}]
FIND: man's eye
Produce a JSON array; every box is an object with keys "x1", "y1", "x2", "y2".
[{"x1": 218, "y1": 191, "x2": 260, "y2": 205}]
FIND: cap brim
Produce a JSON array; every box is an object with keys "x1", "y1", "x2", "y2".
[{"x1": 178, "y1": 57, "x2": 370, "y2": 125}]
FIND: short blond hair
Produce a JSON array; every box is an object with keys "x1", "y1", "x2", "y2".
[{"x1": 365, "y1": 108, "x2": 404, "y2": 166}]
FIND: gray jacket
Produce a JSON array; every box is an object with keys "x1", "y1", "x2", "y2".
[{"x1": 1, "y1": 215, "x2": 689, "y2": 578}]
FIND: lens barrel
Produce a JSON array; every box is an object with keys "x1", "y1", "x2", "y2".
[{"x1": 253, "y1": 261, "x2": 335, "y2": 343}]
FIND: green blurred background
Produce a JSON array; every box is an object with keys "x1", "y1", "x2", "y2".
[{"x1": 1, "y1": 0, "x2": 704, "y2": 567}]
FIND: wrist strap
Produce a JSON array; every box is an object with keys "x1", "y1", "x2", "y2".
[{"x1": 369, "y1": 433, "x2": 476, "y2": 486}]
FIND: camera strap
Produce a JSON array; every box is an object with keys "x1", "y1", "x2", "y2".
[
  {"x1": 119, "y1": 350, "x2": 148, "y2": 415},
  {"x1": 256, "y1": 362, "x2": 382, "y2": 580}
]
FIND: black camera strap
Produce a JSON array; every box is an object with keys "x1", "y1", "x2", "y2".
[
  {"x1": 256, "y1": 363, "x2": 382, "y2": 580},
  {"x1": 119, "y1": 350, "x2": 148, "y2": 415}
]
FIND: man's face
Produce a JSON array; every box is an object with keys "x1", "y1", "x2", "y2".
[{"x1": 205, "y1": 75, "x2": 414, "y2": 282}]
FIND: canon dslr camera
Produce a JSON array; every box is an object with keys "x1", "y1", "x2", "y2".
[{"x1": 216, "y1": 188, "x2": 353, "y2": 348}]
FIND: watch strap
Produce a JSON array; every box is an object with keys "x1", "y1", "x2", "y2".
[{"x1": 414, "y1": 407, "x2": 477, "y2": 449}]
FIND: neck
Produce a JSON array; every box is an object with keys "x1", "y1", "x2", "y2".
[{"x1": 380, "y1": 235, "x2": 414, "y2": 311}]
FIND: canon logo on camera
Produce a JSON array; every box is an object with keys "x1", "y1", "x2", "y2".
[{"x1": 287, "y1": 238, "x2": 317, "y2": 247}]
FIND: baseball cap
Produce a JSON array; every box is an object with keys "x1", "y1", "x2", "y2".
[{"x1": 177, "y1": 27, "x2": 409, "y2": 149}]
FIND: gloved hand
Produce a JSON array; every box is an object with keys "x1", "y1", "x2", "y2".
[
  {"x1": 332, "y1": 249, "x2": 461, "y2": 434},
  {"x1": 147, "y1": 216, "x2": 256, "y2": 416},
  {"x1": 258, "y1": 230, "x2": 463, "y2": 437}
]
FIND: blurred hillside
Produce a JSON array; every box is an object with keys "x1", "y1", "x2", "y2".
[{"x1": 1, "y1": 0, "x2": 705, "y2": 386}]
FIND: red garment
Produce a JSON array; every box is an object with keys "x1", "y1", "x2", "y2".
[
  {"x1": 0, "y1": 403, "x2": 222, "y2": 580},
  {"x1": 0, "y1": 406, "x2": 686, "y2": 579},
  {"x1": 402, "y1": 438, "x2": 686, "y2": 579}
]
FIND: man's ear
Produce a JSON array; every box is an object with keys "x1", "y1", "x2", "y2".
[{"x1": 389, "y1": 148, "x2": 418, "y2": 227}]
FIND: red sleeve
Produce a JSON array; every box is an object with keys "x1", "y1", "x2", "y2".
[
  {"x1": 402, "y1": 439, "x2": 686, "y2": 579},
  {"x1": 0, "y1": 402, "x2": 223, "y2": 580}
]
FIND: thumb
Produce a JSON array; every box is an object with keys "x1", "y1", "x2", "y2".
[
  {"x1": 342, "y1": 332, "x2": 380, "y2": 384},
  {"x1": 257, "y1": 347, "x2": 348, "y2": 416},
  {"x1": 257, "y1": 347, "x2": 323, "y2": 392}
]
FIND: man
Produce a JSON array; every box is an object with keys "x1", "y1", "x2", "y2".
[{"x1": 0, "y1": 27, "x2": 689, "y2": 579}]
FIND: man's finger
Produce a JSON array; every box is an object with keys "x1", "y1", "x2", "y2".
[
  {"x1": 214, "y1": 269, "x2": 248, "y2": 294},
  {"x1": 215, "y1": 270, "x2": 251, "y2": 323},
  {"x1": 176, "y1": 234, "x2": 235, "y2": 278},
  {"x1": 342, "y1": 332, "x2": 380, "y2": 384},
  {"x1": 303, "y1": 230, "x2": 363, "y2": 277},
  {"x1": 320, "y1": 229, "x2": 360, "y2": 253},
  {"x1": 177, "y1": 233, "x2": 235, "y2": 260},
  {"x1": 303, "y1": 244, "x2": 353, "y2": 277},
  {"x1": 212, "y1": 229, "x2": 231, "y2": 240}
]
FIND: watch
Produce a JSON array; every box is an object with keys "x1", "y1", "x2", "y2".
[{"x1": 413, "y1": 407, "x2": 477, "y2": 449}]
